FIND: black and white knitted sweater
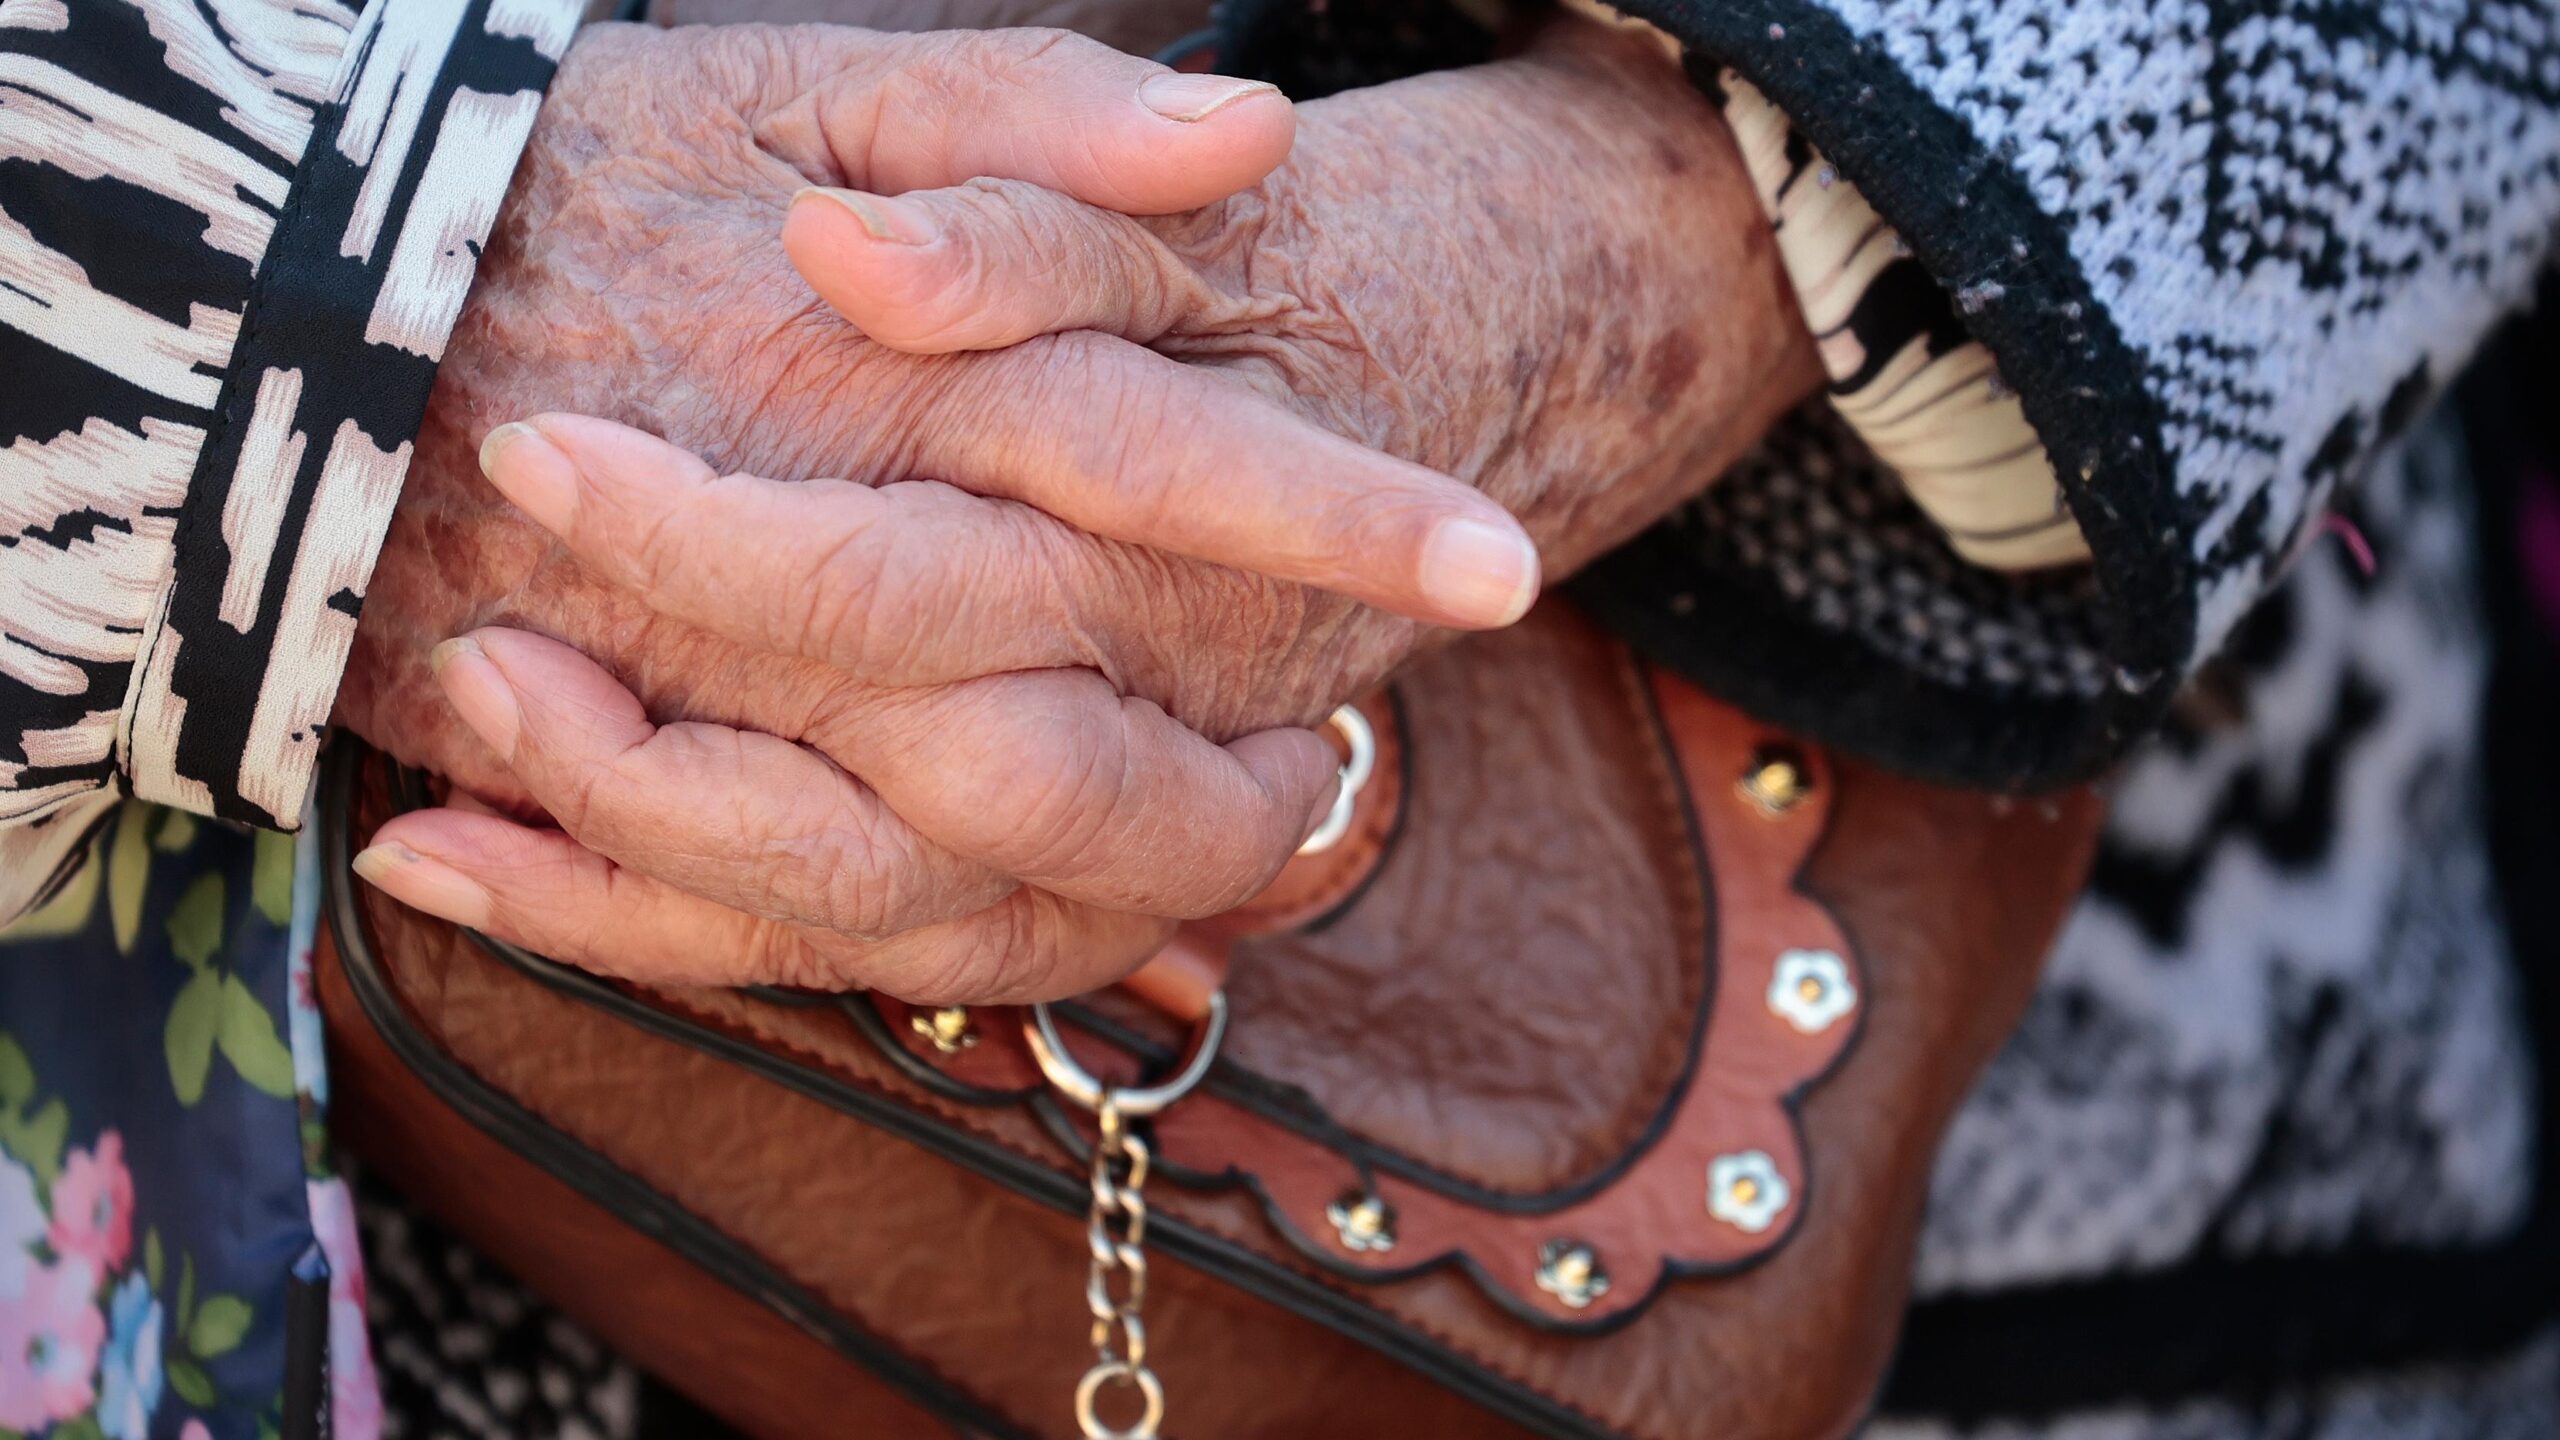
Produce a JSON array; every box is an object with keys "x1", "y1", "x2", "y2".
[
  {"x1": 1235, "y1": 0, "x2": 2560, "y2": 792},
  {"x1": 1219, "y1": 2, "x2": 2560, "y2": 1437}
]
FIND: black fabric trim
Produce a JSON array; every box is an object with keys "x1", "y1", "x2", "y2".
[
  {"x1": 1590, "y1": 0, "x2": 2190, "y2": 790},
  {"x1": 280, "y1": 1252, "x2": 331, "y2": 1440}
]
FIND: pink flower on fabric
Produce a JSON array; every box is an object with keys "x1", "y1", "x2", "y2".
[
  {"x1": 182, "y1": 1421, "x2": 214, "y2": 1440},
  {"x1": 49, "y1": 1131, "x2": 134, "y2": 1273},
  {"x1": 0, "y1": 1257, "x2": 106, "y2": 1427}
]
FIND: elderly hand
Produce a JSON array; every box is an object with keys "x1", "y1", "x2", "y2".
[
  {"x1": 339, "y1": 21, "x2": 1535, "y2": 1001},
  {"x1": 349, "y1": 16, "x2": 1821, "y2": 1005},
  {"x1": 453, "y1": 17, "x2": 1821, "y2": 746}
]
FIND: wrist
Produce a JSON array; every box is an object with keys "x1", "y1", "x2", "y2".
[{"x1": 1483, "y1": 14, "x2": 1822, "y2": 576}]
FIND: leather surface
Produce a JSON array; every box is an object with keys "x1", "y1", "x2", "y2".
[
  {"x1": 329, "y1": 603, "x2": 2102, "y2": 1438},
  {"x1": 1220, "y1": 620, "x2": 1701, "y2": 1197},
  {"x1": 316, "y1": 940, "x2": 978, "y2": 1440}
]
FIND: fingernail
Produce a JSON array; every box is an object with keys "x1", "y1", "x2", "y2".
[
  {"x1": 1138, "y1": 73, "x2": 1277, "y2": 123},
  {"x1": 1419, "y1": 517, "x2": 1540, "y2": 628},
  {"x1": 429, "y1": 636, "x2": 522, "y2": 762},
  {"x1": 799, "y1": 186, "x2": 936, "y2": 245},
  {"x1": 352, "y1": 842, "x2": 491, "y2": 928},
  {"x1": 478, "y1": 421, "x2": 577, "y2": 535}
]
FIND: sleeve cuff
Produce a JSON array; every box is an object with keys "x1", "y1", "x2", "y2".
[
  {"x1": 1712, "y1": 70, "x2": 2088, "y2": 572},
  {"x1": 123, "y1": 0, "x2": 583, "y2": 829}
]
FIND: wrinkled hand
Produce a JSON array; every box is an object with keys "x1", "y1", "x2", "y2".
[
  {"x1": 339, "y1": 22, "x2": 1534, "y2": 1001},
  {"x1": 779, "y1": 15, "x2": 1822, "y2": 731},
  {"x1": 460, "y1": 16, "x2": 1822, "y2": 749}
]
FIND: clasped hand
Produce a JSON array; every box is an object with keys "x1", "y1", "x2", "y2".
[{"x1": 339, "y1": 17, "x2": 1816, "y2": 1002}]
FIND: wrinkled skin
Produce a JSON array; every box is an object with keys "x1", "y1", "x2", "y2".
[{"x1": 338, "y1": 16, "x2": 1817, "y2": 998}]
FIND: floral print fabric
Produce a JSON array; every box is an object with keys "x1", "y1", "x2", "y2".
[{"x1": 0, "y1": 803, "x2": 374, "y2": 1440}]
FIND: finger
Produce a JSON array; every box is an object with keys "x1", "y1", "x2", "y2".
[
  {"x1": 830, "y1": 668, "x2": 1344, "y2": 919},
  {"x1": 778, "y1": 28, "x2": 1293, "y2": 216},
  {"x1": 783, "y1": 179, "x2": 1203, "y2": 354},
  {"x1": 353, "y1": 811, "x2": 1176, "y2": 1002},
  {"x1": 483, "y1": 382, "x2": 1538, "y2": 635},
  {"x1": 479, "y1": 415, "x2": 1111, "y2": 685},
  {"x1": 921, "y1": 334, "x2": 1541, "y2": 631},
  {"x1": 427, "y1": 627, "x2": 1016, "y2": 939},
  {"x1": 442, "y1": 625, "x2": 1337, "y2": 920}
]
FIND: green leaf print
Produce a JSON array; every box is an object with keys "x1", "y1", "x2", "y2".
[
  {"x1": 108, "y1": 803, "x2": 152, "y2": 954},
  {"x1": 166, "y1": 872, "x2": 226, "y2": 968},
  {"x1": 0, "y1": 1034, "x2": 30, "y2": 1106},
  {"x1": 189, "y1": 1293, "x2": 255, "y2": 1357},
  {"x1": 0, "y1": 1031, "x2": 67, "y2": 1187},
  {"x1": 166, "y1": 969, "x2": 222, "y2": 1106},
  {"x1": 0, "y1": 1097, "x2": 67, "y2": 1190},
  {"x1": 252, "y1": 827, "x2": 297, "y2": 925},
  {"x1": 147, "y1": 1227, "x2": 165, "y2": 1291},
  {"x1": 0, "y1": 828, "x2": 104, "y2": 942},
  {"x1": 154, "y1": 808, "x2": 199, "y2": 852},
  {"x1": 216, "y1": 974, "x2": 296, "y2": 1098},
  {"x1": 167, "y1": 1357, "x2": 218, "y2": 1408}
]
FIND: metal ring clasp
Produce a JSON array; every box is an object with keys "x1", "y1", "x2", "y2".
[
  {"x1": 1024, "y1": 991, "x2": 1228, "y2": 1119},
  {"x1": 1296, "y1": 704, "x2": 1378, "y2": 856},
  {"x1": 1074, "y1": 1359, "x2": 1167, "y2": 1440}
]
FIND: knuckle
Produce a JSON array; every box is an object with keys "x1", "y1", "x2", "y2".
[
  {"x1": 745, "y1": 922, "x2": 847, "y2": 992},
  {"x1": 967, "y1": 27, "x2": 1089, "y2": 90},
  {"x1": 988, "y1": 701, "x2": 1129, "y2": 879},
  {"x1": 793, "y1": 497, "x2": 920, "y2": 674}
]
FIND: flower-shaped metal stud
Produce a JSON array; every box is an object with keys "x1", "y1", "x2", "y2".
[
  {"x1": 1533, "y1": 1240, "x2": 1611, "y2": 1309},
  {"x1": 1325, "y1": 1191, "x2": 1398, "y2": 1253},
  {"x1": 1706, "y1": 1151, "x2": 1791, "y2": 1234},
  {"x1": 909, "y1": 1005, "x2": 978, "y2": 1055},
  {"x1": 1766, "y1": 948, "x2": 1857, "y2": 1035}
]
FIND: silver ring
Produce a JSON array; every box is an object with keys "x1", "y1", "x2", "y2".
[
  {"x1": 1296, "y1": 704, "x2": 1377, "y2": 855},
  {"x1": 1025, "y1": 991, "x2": 1227, "y2": 1119},
  {"x1": 1074, "y1": 1360, "x2": 1166, "y2": 1440}
]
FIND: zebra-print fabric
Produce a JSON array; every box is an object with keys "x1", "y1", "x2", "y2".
[
  {"x1": 0, "y1": 0, "x2": 583, "y2": 924},
  {"x1": 1713, "y1": 68, "x2": 2090, "y2": 572}
]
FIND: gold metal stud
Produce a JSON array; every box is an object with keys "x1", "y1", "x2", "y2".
[
  {"x1": 1325, "y1": 1191, "x2": 1398, "y2": 1254},
  {"x1": 1739, "y1": 744, "x2": 1812, "y2": 816},
  {"x1": 1534, "y1": 1240, "x2": 1611, "y2": 1309},
  {"x1": 910, "y1": 1005, "x2": 979, "y2": 1055}
]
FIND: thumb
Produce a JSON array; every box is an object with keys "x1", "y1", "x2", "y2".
[{"x1": 758, "y1": 27, "x2": 1294, "y2": 216}]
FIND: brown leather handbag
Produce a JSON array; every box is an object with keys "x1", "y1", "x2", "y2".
[{"x1": 315, "y1": 603, "x2": 2101, "y2": 1439}]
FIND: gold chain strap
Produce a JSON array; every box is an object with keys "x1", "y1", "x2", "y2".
[{"x1": 1075, "y1": 1097, "x2": 1164, "y2": 1439}]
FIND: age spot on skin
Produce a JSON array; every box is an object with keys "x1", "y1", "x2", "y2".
[{"x1": 1643, "y1": 331, "x2": 1704, "y2": 411}]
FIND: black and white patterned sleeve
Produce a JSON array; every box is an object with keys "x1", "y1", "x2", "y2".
[
  {"x1": 1226, "y1": 0, "x2": 2560, "y2": 791},
  {"x1": 1, "y1": 0, "x2": 584, "y2": 921}
]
